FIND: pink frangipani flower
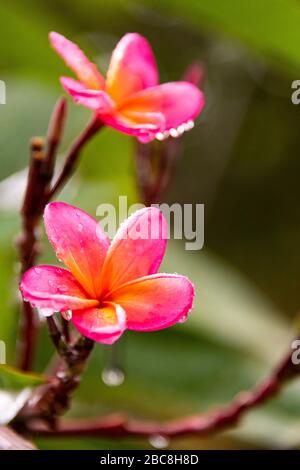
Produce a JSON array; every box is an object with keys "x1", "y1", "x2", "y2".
[
  {"x1": 49, "y1": 32, "x2": 205, "y2": 143},
  {"x1": 20, "y1": 203, "x2": 195, "y2": 344}
]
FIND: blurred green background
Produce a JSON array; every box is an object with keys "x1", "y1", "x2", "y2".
[{"x1": 1, "y1": 0, "x2": 300, "y2": 450}]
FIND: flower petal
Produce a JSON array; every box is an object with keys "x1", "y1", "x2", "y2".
[
  {"x1": 119, "y1": 82, "x2": 205, "y2": 130},
  {"x1": 71, "y1": 302, "x2": 126, "y2": 344},
  {"x1": 44, "y1": 202, "x2": 110, "y2": 298},
  {"x1": 100, "y1": 110, "x2": 165, "y2": 142},
  {"x1": 20, "y1": 265, "x2": 98, "y2": 315},
  {"x1": 60, "y1": 77, "x2": 114, "y2": 112},
  {"x1": 49, "y1": 32, "x2": 105, "y2": 89},
  {"x1": 108, "y1": 274, "x2": 194, "y2": 331},
  {"x1": 100, "y1": 207, "x2": 167, "y2": 296},
  {"x1": 106, "y1": 33, "x2": 158, "y2": 103}
]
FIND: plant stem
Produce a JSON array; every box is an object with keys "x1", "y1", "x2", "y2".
[
  {"x1": 16, "y1": 337, "x2": 94, "y2": 427},
  {"x1": 16, "y1": 137, "x2": 46, "y2": 371},
  {"x1": 46, "y1": 114, "x2": 102, "y2": 201},
  {"x1": 16, "y1": 106, "x2": 102, "y2": 371}
]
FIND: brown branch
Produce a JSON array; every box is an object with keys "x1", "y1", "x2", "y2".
[
  {"x1": 46, "y1": 316, "x2": 63, "y2": 352},
  {"x1": 46, "y1": 114, "x2": 102, "y2": 201},
  {"x1": 23, "y1": 338, "x2": 300, "y2": 440},
  {"x1": 15, "y1": 336, "x2": 94, "y2": 429},
  {"x1": 16, "y1": 137, "x2": 46, "y2": 371},
  {"x1": 61, "y1": 318, "x2": 71, "y2": 344},
  {"x1": 135, "y1": 139, "x2": 182, "y2": 206},
  {"x1": 16, "y1": 104, "x2": 102, "y2": 371},
  {"x1": 42, "y1": 97, "x2": 67, "y2": 192}
]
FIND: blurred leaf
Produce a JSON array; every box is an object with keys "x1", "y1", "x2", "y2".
[
  {"x1": 0, "y1": 213, "x2": 19, "y2": 362},
  {"x1": 0, "y1": 389, "x2": 32, "y2": 425},
  {"x1": 0, "y1": 425, "x2": 37, "y2": 449},
  {"x1": 0, "y1": 0, "x2": 63, "y2": 76},
  {"x1": 0, "y1": 364, "x2": 46, "y2": 390},
  {"x1": 139, "y1": 0, "x2": 300, "y2": 75},
  {"x1": 163, "y1": 240, "x2": 292, "y2": 364},
  {"x1": 0, "y1": 79, "x2": 58, "y2": 179}
]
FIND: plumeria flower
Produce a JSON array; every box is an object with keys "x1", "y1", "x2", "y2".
[
  {"x1": 20, "y1": 202, "x2": 195, "y2": 344},
  {"x1": 49, "y1": 32, "x2": 205, "y2": 143}
]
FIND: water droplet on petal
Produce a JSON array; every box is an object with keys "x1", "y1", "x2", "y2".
[
  {"x1": 149, "y1": 434, "x2": 170, "y2": 449},
  {"x1": 101, "y1": 367, "x2": 125, "y2": 387},
  {"x1": 56, "y1": 248, "x2": 64, "y2": 262},
  {"x1": 38, "y1": 308, "x2": 53, "y2": 318},
  {"x1": 33, "y1": 267, "x2": 41, "y2": 275},
  {"x1": 155, "y1": 132, "x2": 165, "y2": 141},
  {"x1": 58, "y1": 286, "x2": 67, "y2": 293},
  {"x1": 77, "y1": 223, "x2": 83, "y2": 232},
  {"x1": 179, "y1": 315, "x2": 188, "y2": 324},
  {"x1": 62, "y1": 310, "x2": 72, "y2": 321},
  {"x1": 177, "y1": 124, "x2": 185, "y2": 135},
  {"x1": 170, "y1": 128, "x2": 180, "y2": 138}
]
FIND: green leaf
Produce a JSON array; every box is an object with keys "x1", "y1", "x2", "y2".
[{"x1": 0, "y1": 364, "x2": 46, "y2": 390}]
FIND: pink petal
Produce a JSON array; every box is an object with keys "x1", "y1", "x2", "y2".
[
  {"x1": 119, "y1": 82, "x2": 205, "y2": 130},
  {"x1": 44, "y1": 202, "x2": 110, "y2": 298},
  {"x1": 71, "y1": 302, "x2": 126, "y2": 344},
  {"x1": 106, "y1": 33, "x2": 158, "y2": 103},
  {"x1": 100, "y1": 207, "x2": 168, "y2": 296},
  {"x1": 20, "y1": 265, "x2": 98, "y2": 315},
  {"x1": 60, "y1": 77, "x2": 114, "y2": 112},
  {"x1": 100, "y1": 110, "x2": 165, "y2": 142},
  {"x1": 108, "y1": 274, "x2": 195, "y2": 331},
  {"x1": 49, "y1": 32, "x2": 105, "y2": 89}
]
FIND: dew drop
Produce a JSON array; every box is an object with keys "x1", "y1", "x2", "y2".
[
  {"x1": 170, "y1": 128, "x2": 180, "y2": 138},
  {"x1": 57, "y1": 284, "x2": 68, "y2": 294},
  {"x1": 101, "y1": 367, "x2": 125, "y2": 387},
  {"x1": 62, "y1": 310, "x2": 72, "y2": 321},
  {"x1": 177, "y1": 124, "x2": 185, "y2": 135},
  {"x1": 38, "y1": 308, "x2": 53, "y2": 318},
  {"x1": 155, "y1": 132, "x2": 165, "y2": 141},
  {"x1": 77, "y1": 223, "x2": 83, "y2": 232},
  {"x1": 55, "y1": 255, "x2": 63, "y2": 264},
  {"x1": 149, "y1": 434, "x2": 170, "y2": 449},
  {"x1": 179, "y1": 314, "x2": 188, "y2": 324}
]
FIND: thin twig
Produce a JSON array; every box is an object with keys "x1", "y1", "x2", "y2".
[
  {"x1": 61, "y1": 318, "x2": 71, "y2": 344},
  {"x1": 42, "y1": 97, "x2": 67, "y2": 191},
  {"x1": 46, "y1": 317, "x2": 63, "y2": 352},
  {"x1": 46, "y1": 114, "x2": 102, "y2": 201}
]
